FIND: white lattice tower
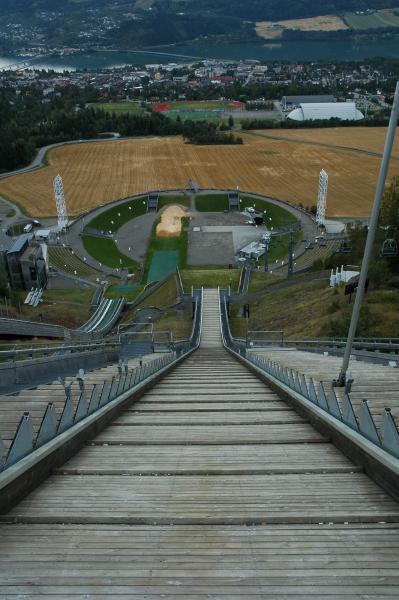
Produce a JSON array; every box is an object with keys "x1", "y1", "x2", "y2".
[
  {"x1": 316, "y1": 169, "x2": 328, "y2": 226},
  {"x1": 53, "y1": 174, "x2": 68, "y2": 229}
]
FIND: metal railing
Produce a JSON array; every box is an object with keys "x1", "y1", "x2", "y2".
[
  {"x1": 284, "y1": 337, "x2": 399, "y2": 355},
  {"x1": 219, "y1": 289, "x2": 399, "y2": 460},
  {"x1": 0, "y1": 339, "x2": 121, "y2": 364},
  {"x1": 0, "y1": 289, "x2": 203, "y2": 473},
  {"x1": 246, "y1": 330, "x2": 284, "y2": 348}
]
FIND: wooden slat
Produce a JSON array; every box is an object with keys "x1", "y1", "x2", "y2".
[{"x1": 1, "y1": 289, "x2": 398, "y2": 597}]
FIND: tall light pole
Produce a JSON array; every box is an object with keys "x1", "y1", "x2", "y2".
[
  {"x1": 287, "y1": 229, "x2": 294, "y2": 277},
  {"x1": 264, "y1": 234, "x2": 270, "y2": 272},
  {"x1": 337, "y1": 81, "x2": 399, "y2": 386}
]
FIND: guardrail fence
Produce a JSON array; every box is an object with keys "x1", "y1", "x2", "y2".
[
  {"x1": 0, "y1": 289, "x2": 203, "y2": 473},
  {"x1": 219, "y1": 289, "x2": 399, "y2": 460}
]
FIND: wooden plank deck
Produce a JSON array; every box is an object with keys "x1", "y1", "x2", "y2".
[
  {"x1": 254, "y1": 348, "x2": 399, "y2": 432},
  {"x1": 0, "y1": 289, "x2": 398, "y2": 597},
  {"x1": 0, "y1": 353, "x2": 163, "y2": 455}
]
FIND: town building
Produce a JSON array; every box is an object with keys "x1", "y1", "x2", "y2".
[
  {"x1": 287, "y1": 102, "x2": 364, "y2": 122},
  {"x1": 5, "y1": 235, "x2": 48, "y2": 290}
]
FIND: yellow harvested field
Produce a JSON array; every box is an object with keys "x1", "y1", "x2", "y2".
[
  {"x1": 0, "y1": 129, "x2": 398, "y2": 218},
  {"x1": 256, "y1": 15, "x2": 348, "y2": 39},
  {"x1": 264, "y1": 126, "x2": 399, "y2": 155}
]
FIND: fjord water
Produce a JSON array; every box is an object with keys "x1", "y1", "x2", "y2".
[{"x1": 1, "y1": 38, "x2": 399, "y2": 71}]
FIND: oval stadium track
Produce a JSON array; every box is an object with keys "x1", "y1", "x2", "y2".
[{"x1": 0, "y1": 289, "x2": 399, "y2": 598}]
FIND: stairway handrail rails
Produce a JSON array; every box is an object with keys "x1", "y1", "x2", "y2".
[
  {"x1": 218, "y1": 288, "x2": 399, "y2": 463},
  {"x1": 0, "y1": 290, "x2": 203, "y2": 478},
  {"x1": 0, "y1": 339, "x2": 122, "y2": 362}
]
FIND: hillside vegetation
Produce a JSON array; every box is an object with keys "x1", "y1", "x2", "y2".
[
  {"x1": 231, "y1": 176, "x2": 399, "y2": 339},
  {"x1": 230, "y1": 278, "x2": 399, "y2": 339}
]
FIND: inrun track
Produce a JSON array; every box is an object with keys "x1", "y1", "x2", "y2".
[{"x1": 0, "y1": 289, "x2": 399, "y2": 598}]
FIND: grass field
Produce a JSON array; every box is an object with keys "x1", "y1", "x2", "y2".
[
  {"x1": 168, "y1": 100, "x2": 232, "y2": 110},
  {"x1": 343, "y1": 8, "x2": 399, "y2": 29},
  {"x1": 158, "y1": 195, "x2": 191, "y2": 210},
  {"x1": 239, "y1": 195, "x2": 298, "y2": 228},
  {"x1": 1, "y1": 129, "x2": 398, "y2": 218},
  {"x1": 89, "y1": 102, "x2": 146, "y2": 115},
  {"x1": 195, "y1": 194, "x2": 229, "y2": 211},
  {"x1": 81, "y1": 235, "x2": 137, "y2": 270},
  {"x1": 87, "y1": 196, "x2": 147, "y2": 232},
  {"x1": 167, "y1": 110, "x2": 225, "y2": 122},
  {"x1": 194, "y1": 193, "x2": 298, "y2": 229}
]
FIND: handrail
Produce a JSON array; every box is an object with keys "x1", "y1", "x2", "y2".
[
  {"x1": 218, "y1": 288, "x2": 399, "y2": 461},
  {"x1": 0, "y1": 339, "x2": 121, "y2": 362},
  {"x1": 0, "y1": 289, "x2": 203, "y2": 474}
]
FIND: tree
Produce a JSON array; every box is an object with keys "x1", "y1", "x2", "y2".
[{"x1": 380, "y1": 176, "x2": 399, "y2": 230}]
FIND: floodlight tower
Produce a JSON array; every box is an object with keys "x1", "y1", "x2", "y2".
[
  {"x1": 53, "y1": 174, "x2": 68, "y2": 230},
  {"x1": 316, "y1": 169, "x2": 328, "y2": 226}
]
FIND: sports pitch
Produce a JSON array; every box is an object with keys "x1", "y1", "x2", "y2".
[{"x1": 0, "y1": 128, "x2": 398, "y2": 218}]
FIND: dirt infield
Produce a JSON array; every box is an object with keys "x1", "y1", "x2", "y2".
[
  {"x1": 0, "y1": 129, "x2": 398, "y2": 218},
  {"x1": 156, "y1": 205, "x2": 189, "y2": 237}
]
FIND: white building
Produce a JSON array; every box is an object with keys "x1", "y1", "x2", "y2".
[{"x1": 287, "y1": 102, "x2": 364, "y2": 122}]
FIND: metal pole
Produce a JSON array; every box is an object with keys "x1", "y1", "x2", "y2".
[
  {"x1": 337, "y1": 81, "x2": 399, "y2": 386},
  {"x1": 264, "y1": 240, "x2": 269, "y2": 272},
  {"x1": 287, "y1": 229, "x2": 294, "y2": 276}
]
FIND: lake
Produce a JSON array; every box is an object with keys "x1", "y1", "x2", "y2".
[{"x1": 1, "y1": 38, "x2": 399, "y2": 71}]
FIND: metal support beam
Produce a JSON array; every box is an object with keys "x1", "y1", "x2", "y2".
[
  {"x1": 5, "y1": 413, "x2": 34, "y2": 467},
  {"x1": 35, "y1": 403, "x2": 57, "y2": 448}
]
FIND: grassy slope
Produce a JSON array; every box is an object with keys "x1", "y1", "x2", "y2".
[
  {"x1": 155, "y1": 307, "x2": 193, "y2": 339},
  {"x1": 104, "y1": 285, "x2": 144, "y2": 302},
  {"x1": 248, "y1": 271, "x2": 284, "y2": 292},
  {"x1": 81, "y1": 235, "x2": 137, "y2": 270},
  {"x1": 157, "y1": 195, "x2": 191, "y2": 210},
  {"x1": 0, "y1": 288, "x2": 94, "y2": 329},
  {"x1": 87, "y1": 196, "x2": 147, "y2": 232},
  {"x1": 135, "y1": 276, "x2": 180, "y2": 310},
  {"x1": 229, "y1": 279, "x2": 399, "y2": 339},
  {"x1": 180, "y1": 268, "x2": 241, "y2": 292}
]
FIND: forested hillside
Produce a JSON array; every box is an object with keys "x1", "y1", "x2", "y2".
[
  {"x1": 164, "y1": 0, "x2": 399, "y2": 21},
  {"x1": 1, "y1": 0, "x2": 399, "y2": 49}
]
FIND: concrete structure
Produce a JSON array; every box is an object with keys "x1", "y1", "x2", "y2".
[
  {"x1": 287, "y1": 102, "x2": 364, "y2": 122},
  {"x1": 0, "y1": 230, "x2": 13, "y2": 272},
  {"x1": 5, "y1": 235, "x2": 47, "y2": 290},
  {"x1": 228, "y1": 189, "x2": 240, "y2": 210},
  {"x1": 281, "y1": 94, "x2": 335, "y2": 110},
  {"x1": 316, "y1": 169, "x2": 328, "y2": 226}
]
